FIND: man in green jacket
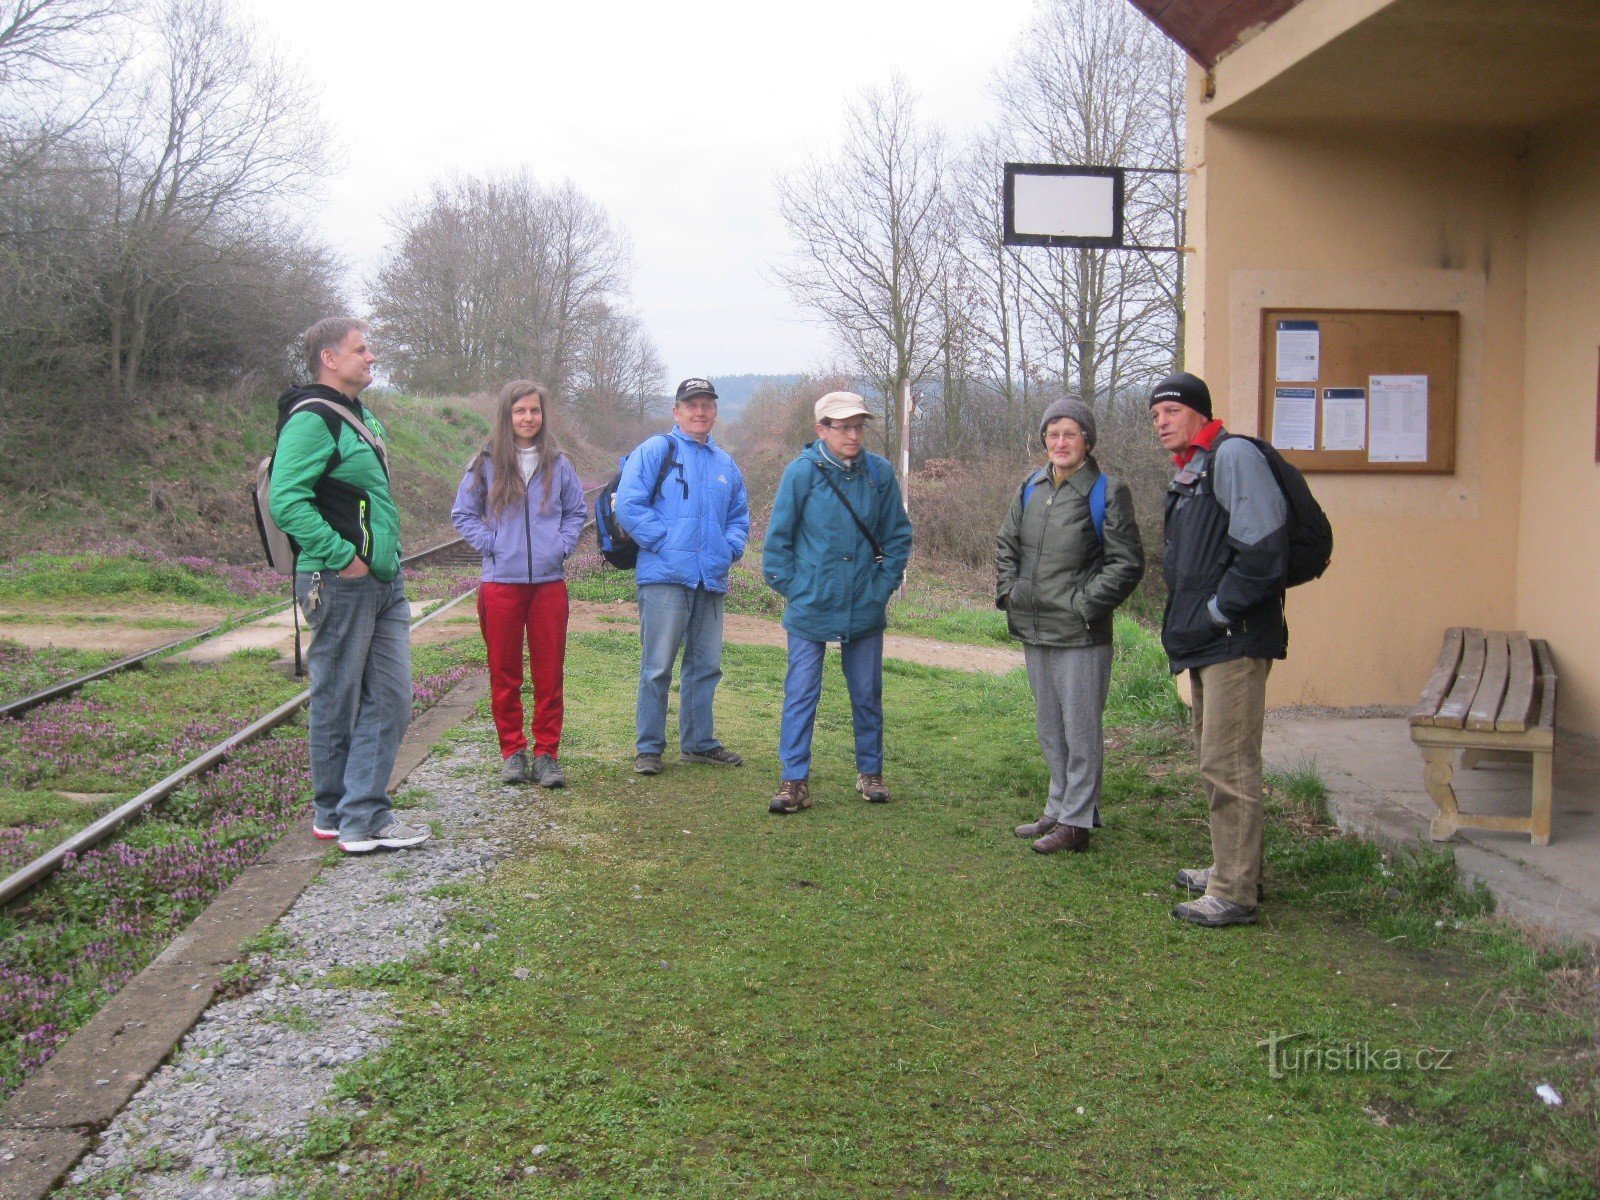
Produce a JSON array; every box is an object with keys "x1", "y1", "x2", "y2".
[
  {"x1": 761, "y1": 391, "x2": 914, "y2": 815},
  {"x1": 995, "y1": 397, "x2": 1144, "y2": 854},
  {"x1": 269, "y1": 317, "x2": 427, "y2": 855}
]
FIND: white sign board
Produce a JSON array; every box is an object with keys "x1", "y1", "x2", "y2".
[{"x1": 1003, "y1": 165, "x2": 1124, "y2": 249}]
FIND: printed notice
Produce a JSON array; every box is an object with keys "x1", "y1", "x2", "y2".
[
  {"x1": 1271, "y1": 387, "x2": 1317, "y2": 451},
  {"x1": 1321, "y1": 387, "x2": 1367, "y2": 452},
  {"x1": 1276, "y1": 320, "x2": 1320, "y2": 382},
  {"x1": 1368, "y1": 374, "x2": 1429, "y2": 462}
]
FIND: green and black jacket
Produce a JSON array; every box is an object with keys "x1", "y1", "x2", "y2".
[{"x1": 267, "y1": 384, "x2": 402, "y2": 580}]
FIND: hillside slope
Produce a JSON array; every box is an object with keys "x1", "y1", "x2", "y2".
[{"x1": 0, "y1": 387, "x2": 513, "y2": 561}]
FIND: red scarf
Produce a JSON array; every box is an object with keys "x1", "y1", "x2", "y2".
[{"x1": 1173, "y1": 418, "x2": 1225, "y2": 467}]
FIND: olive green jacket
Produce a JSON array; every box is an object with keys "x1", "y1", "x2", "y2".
[{"x1": 994, "y1": 457, "x2": 1145, "y2": 648}]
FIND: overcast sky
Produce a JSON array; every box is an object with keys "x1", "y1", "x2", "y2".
[{"x1": 246, "y1": 0, "x2": 1039, "y2": 385}]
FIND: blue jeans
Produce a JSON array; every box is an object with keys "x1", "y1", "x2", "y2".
[
  {"x1": 636, "y1": 583, "x2": 725, "y2": 756},
  {"x1": 294, "y1": 570, "x2": 411, "y2": 839},
  {"x1": 778, "y1": 632, "x2": 884, "y2": 781}
]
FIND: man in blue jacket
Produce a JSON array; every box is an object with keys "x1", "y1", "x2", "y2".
[
  {"x1": 614, "y1": 378, "x2": 751, "y2": 776},
  {"x1": 761, "y1": 391, "x2": 914, "y2": 814}
]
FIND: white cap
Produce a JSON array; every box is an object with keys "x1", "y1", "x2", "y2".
[{"x1": 814, "y1": 391, "x2": 874, "y2": 423}]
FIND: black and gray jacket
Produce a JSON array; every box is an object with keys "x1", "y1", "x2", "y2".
[{"x1": 1161, "y1": 431, "x2": 1289, "y2": 673}]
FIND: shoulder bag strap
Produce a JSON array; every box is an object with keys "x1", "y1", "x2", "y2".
[
  {"x1": 812, "y1": 459, "x2": 884, "y2": 564},
  {"x1": 288, "y1": 398, "x2": 389, "y2": 477}
]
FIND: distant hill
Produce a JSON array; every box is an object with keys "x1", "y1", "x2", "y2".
[{"x1": 703, "y1": 374, "x2": 808, "y2": 417}]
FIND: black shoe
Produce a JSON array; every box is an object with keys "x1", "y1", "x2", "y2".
[
  {"x1": 682, "y1": 747, "x2": 743, "y2": 767},
  {"x1": 634, "y1": 753, "x2": 664, "y2": 776}
]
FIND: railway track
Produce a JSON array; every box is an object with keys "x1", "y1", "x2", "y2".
[{"x1": 1, "y1": 486, "x2": 605, "y2": 906}]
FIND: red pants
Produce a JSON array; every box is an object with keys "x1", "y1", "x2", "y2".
[{"x1": 478, "y1": 580, "x2": 568, "y2": 759}]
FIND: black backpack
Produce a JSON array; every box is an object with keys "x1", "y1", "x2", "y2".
[
  {"x1": 1218, "y1": 433, "x2": 1333, "y2": 587},
  {"x1": 594, "y1": 435, "x2": 679, "y2": 570}
]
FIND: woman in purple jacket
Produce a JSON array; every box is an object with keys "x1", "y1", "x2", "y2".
[{"x1": 451, "y1": 380, "x2": 587, "y2": 787}]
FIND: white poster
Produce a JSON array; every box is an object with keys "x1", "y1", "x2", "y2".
[
  {"x1": 1368, "y1": 374, "x2": 1429, "y2": 463},
  {"x1": 1271, "y1": 387, "x2": 1317, "y2": 451},
  {"x1": 1275, "y1": 320, "x2": 1320, "y2": 382},
  {"x1": 1321, "y1": 387, "x2": 1367, "y2": 452}
]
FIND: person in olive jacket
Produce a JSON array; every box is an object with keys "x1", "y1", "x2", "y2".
[
  {"x1": 995, "y1": 396, "x2": 1144, "y2": 854},
  {"x1": 761, "y1": 391, "x2": 914, "y2": 815}
]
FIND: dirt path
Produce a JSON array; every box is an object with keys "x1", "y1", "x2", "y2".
[{"x1": 2, "y1": 598, "x2": 1023, "y2": 675}]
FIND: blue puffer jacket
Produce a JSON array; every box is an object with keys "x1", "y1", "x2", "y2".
[
  {"x1": 450, "y1": 452, "x2": 587, "y2": 585},
  {"x1": 614, "y1": 427, "x2": 750, "y2": 593},
  {"x1": 762, "y1": 443, "x2": 913, "y2": 643}
]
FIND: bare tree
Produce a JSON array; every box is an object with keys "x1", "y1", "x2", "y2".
[
  {"x1": 370, "y1": 170, "x2": 638, "y2": 401},
  {"x1": 90, "y1": 0, "x2": 328, "y2": 400},
  {"x1": 774, "y1": 75, "x2": 950, "y2": 456}
]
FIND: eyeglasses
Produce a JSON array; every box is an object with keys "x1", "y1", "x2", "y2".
[{"x1": 825, "y1": 421, "x2": 868, "y2": 435}]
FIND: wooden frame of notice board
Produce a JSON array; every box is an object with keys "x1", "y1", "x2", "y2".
[{"x1": 1258, "y1": 309, "x2": 1459, "y2": 474}]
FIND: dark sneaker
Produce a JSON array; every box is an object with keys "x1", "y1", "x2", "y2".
[
  {"x1": 1032, "y1": 824, "x2": 1090, "y2": 854},
  {"x1": 532, "y1": 754, "x2": 566, "y2": 789},
  {"x1": 769, "y1": 779, "x2": 811, "y2": 815},
  {"x1": 856, "y1": 772, "x2": 890, "y2": 803},
  {"x1": 312, "y1": 820, "x2": 338, "y2": 841},
  {"x1": 1173, "y1": 866, "x2": 1265, "y2": 902},
  {"x1": 634, "y1": 753, "x2": 664, "y2": 776},
  {"x1": 682, "y1": 747, "x2": 743, "y2": 767},
  {"x1": 500, "y1": 749, "x2": 529, "y2": 784},
  {"x1": 1171, "y1": 894, "x2": 1258, "y2": 927},
  {"x1": 339, "y1": 821, "x2": 431, "y2": 855},
  {"x1": 1014, "y1": 815, "x2": 1057, "y2": 839}
]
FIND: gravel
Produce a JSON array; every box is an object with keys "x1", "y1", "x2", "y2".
[{"x1": 65, "y1": 733, "x2": 523, "y2": 1198}]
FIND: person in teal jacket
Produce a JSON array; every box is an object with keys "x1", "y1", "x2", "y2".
[
  {"x1": 268, "y1": 317, "x2": 426, "y2": 856},
  {"x1": 761, "y1": 391, "x2": 913, "y2": 815}
]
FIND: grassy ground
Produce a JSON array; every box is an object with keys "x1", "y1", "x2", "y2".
[{"x1": 250, "y1": 625, "x2": 1595, "y2": 1200}]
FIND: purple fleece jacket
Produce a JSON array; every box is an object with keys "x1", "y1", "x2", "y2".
[{"x1": 450, "y1": 453, "x2": 587, "y2": 585}]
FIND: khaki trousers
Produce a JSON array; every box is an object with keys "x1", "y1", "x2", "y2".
[{"x1": 1190, "y1": 656, "x2": 1272, "y2": 906}]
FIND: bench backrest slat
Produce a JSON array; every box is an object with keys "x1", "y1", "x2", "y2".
[
  {"x1": 1466, "y1": 632, "x2": 1510, "y2": 732},
  {"x1": 1409, "y1": 626, "x2": 1465, "y2": 727},
  {"x1": 1532, "y1": 639, "x2": 1557, "y2": 734},
  {"x1": 1434, "y1": 628, "x2": 1485, "y2": 730},
  {"x1": 1496, "y1": 633, "x2": 1536, "y2": 732}
]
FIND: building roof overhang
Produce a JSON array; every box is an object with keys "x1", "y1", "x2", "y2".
[{"x1": 1126, "y1": 0, "x2": 1309, "y2": 69}]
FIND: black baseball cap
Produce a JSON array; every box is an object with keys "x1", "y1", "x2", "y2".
[{"x1": 675, "y1": 378, "x2": 718, "y2": 404}]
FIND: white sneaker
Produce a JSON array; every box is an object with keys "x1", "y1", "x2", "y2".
[
  {"x1": 339, "y1": 821, "x2": 430, "y2": 854},
  {"x1": 312, "y1": 822, "x2": 338, "y2": 841}
]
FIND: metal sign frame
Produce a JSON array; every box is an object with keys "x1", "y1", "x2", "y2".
[{"x1": 1003, "y1": 163, "x2": 1125, "y2": 250}]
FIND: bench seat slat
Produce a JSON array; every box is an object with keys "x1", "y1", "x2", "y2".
[
  {"x1": 1497, "y1": 633, "x2": 1535, "y2": 732},
  {"x1": 1466, "y1": 632, "x2": 1510, "y2": 732},
  {"x1": 1409, "y1": 626, "x2": 1464, "y2": 727},
  {"x1": 1434, "y1": 628, "x2": 1485, "y2": 730}
]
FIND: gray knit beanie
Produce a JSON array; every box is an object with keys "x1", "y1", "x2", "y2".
[{"x1": 1038, "y1": 396, "x2": 1096, "y2": 448}]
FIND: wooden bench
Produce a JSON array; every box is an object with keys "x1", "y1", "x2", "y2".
[{"x1": 1408, "y1": 628, "x2": 1556, "y2": 845}]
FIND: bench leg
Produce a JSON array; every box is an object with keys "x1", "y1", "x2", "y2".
[
  {"x1": 1420, "y1": 747, "x2": 1460, "y2": 841},
  {"x1": 1531, "y1": 751, "x2": 1553, "y2": 846}
]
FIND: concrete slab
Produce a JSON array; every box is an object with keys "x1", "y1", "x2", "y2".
[
  {"x1": 1265, "y1": 713, "x2": 1600, "y2": 945},
  {"x1": 0, "y1": 1129, "x2": 92, "y2": 1200}
]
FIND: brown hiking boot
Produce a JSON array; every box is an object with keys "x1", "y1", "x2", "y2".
[
  {"x1": 1031, "y1": 824, "x2": 1090, "y2": 854},
  {"x1": 1015, "y1": 815, "x2": 1058, "y2": 839},
  {"x1": 856, "y1": 773, "x2": 890, "y2": 803},
  {"x1": 769, "y1": 779, "x2": 811, "y2": 815}
]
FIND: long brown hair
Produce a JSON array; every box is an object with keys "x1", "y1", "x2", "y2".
[{"x1": 476, "y1": 379, "x2": 563, "y2": 520}]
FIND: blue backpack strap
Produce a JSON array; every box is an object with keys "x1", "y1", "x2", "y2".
[
  {"x1": 1088, "y1": 472, "x2": 1108, "y2": 543},
  {"x1": 1020, "y1": 467, "x2": 1048, "y2": 513}
]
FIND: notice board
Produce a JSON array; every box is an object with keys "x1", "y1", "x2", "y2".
[{"x1": 1258, "y1": 309, "x2": 1459, "y2": 474}]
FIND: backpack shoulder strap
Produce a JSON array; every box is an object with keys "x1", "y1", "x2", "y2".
[
  {"x1": 1019, "y1": 467, "x2": 1049, "y2": 513},
  {"x1": 647, "y1": 434, "x2": 677, "y2": 505},
  {"x1": 1088, "y1": 472, "x2": 1108, "y2": 543},
  {"x1": 286, "y1": 398, "x2": 389, "y2": 477}
]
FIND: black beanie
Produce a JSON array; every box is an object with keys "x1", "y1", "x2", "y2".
[{"x1": 1148, "y1": 371, "x2": 1212, "y2": 419}]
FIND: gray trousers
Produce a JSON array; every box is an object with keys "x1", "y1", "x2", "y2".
[
  {"x1": 295, "y1": 570, "x2": 412, "y2": 840},
  {"x1": 1023, "y1": 642, "x2": 1114, "y2": 829}
]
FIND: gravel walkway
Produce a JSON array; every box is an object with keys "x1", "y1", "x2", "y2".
[{"x1": 62, "y1": 733, "x2": 521, "y2": 1199}]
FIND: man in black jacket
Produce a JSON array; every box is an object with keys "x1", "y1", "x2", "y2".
[{"x1": 1151, "y1": 372, "x2": 1287, "y2": 927}]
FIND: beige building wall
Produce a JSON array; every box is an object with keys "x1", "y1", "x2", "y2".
[
  {"x1": 1516, "y1": 100, "x2": 1600, "y2": 734},
  {"x1": 1186, "y1": 82, "x2": 1533, "y2": 711}
]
